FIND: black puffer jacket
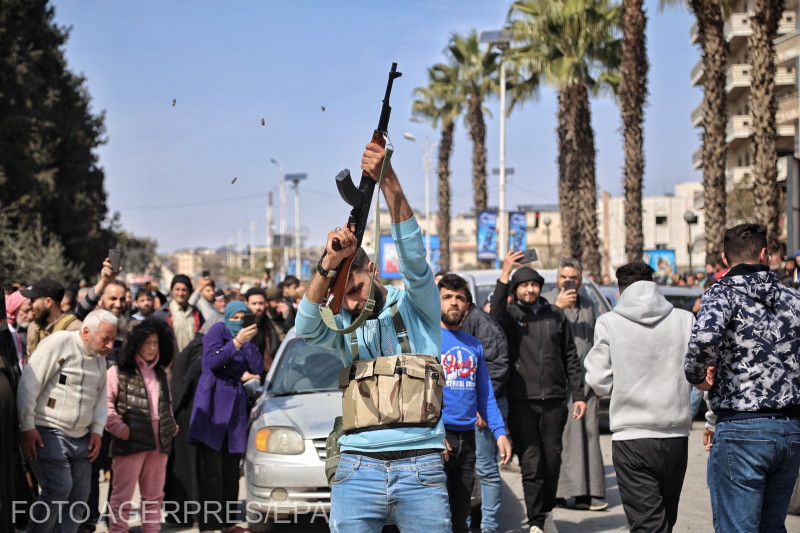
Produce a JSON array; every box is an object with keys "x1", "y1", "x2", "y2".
[
  {"x1": 111, "y1": 366, "x2": 177, "y2": 457},
  {"x1": 490, "y1": 280, "x2": 585, "y2": 402}
]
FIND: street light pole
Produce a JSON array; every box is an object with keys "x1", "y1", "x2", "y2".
[
  {"x1": 543, "y1": 217, "x2": 552, "y2": 267},
  {"x1": 270, "y1": 159, "x2": 288, "y2": 278},
  {"x1": 286, "y1": 173, "x2": 308, "y2": 279},
  {"x1": 684, "y1": 210, "x2": 698, "y2": 273},
  {"x1": 480, "y1": 30, "x2": 511, "y2": 261},
  {"x1": 403, "y1": 133, "x2": 432, "y2": 263}
]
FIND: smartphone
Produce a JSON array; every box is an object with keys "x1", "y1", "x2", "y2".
[
  {"x1": 202, "y1": 270, "x2": 210, "y2": 278},
  {"x1": 563, "y1": 280, "x2": 577, "y2": 291},
  {"x1": 242, "y1": 313, "x2": 257, "y2": 328},
  {"x1": 0, "y1": 286, "x2": 6, "y2": 320},
  {"x1": 518, "y1": 249, "x2": 538, "y2": 264},
  {"x1": 109, "y1": 249, "x2": 122, "y2": 271}
]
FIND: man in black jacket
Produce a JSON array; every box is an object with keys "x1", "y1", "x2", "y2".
[{"x1": 490, "y1": 251, "x2": 586, "y2": 533}]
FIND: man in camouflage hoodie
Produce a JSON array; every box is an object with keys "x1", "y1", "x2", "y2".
[{"x1": 685, "y1": 223, "x2": 800, "y2": 532}]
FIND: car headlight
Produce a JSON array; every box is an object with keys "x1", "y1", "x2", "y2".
[{"x1": 254, "y1": 427, "x2": 305, "y2": 454}]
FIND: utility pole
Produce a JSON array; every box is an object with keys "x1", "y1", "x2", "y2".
[
  {"x1": 271, "y1": 159, "x2": 289, "y2": 279},
  {"x1": 286, "y1": 173, "x2": 308, "y2": 279}
]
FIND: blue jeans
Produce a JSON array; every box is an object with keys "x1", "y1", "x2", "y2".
[
  {"x1": 708, "y1": 417, "x2": 800, "y2": 533},
  {"x1": 330, "y1": 453, "x2": 452, "y2": 533},
  {"x1": 26, "y1": 426, "x2": 91, "y2": 533},
  {"x1": 473, "y1": 397, "x2": 508, "y2": 533},
  {"x1": 690, "y1": 387, "x2": 704, "y2": 418}
]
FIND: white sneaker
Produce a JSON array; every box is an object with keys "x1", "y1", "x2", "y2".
[
  {"x1": 544, "y1": 511, "x2": 559, "y2": 533},
  {"x1": 529, "y1": 526, "x2": 544, "y2": 533}
]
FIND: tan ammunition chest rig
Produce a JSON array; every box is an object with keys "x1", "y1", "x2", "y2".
[{"x1": 338, "y1": 303, "x2": 445, "y2": 433}]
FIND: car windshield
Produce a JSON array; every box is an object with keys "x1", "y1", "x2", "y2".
[{"x1": 269, "y1": 338, "x2": 348, "y2": 395}]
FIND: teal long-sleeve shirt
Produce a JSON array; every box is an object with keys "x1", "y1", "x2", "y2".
[{"x1": 295, "y1": 216, "x2": 444, "y2": 452}]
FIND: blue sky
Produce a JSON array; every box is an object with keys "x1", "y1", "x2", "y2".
[{"x1": 50, "y1": 0, "x2": 700, "y2": 253}]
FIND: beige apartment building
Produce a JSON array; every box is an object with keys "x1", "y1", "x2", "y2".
[
  {"x1": 599, "y1": 182, "x2": 704, "y2": 276},
  {"x1": 690, "y1": 0, "x2": 800, "y2": 249}
]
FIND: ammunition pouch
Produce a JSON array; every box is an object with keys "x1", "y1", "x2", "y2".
[{"x1": 338, "y1": 353, "x2": 445, "y2": 433}]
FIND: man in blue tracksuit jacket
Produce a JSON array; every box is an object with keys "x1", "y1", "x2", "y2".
[
  {"x1": 296, "y1": 143, "x2": 449, "y2": 533},
  {"x1": 438, "y1": 274, "x2": 512, "y2": 533}
]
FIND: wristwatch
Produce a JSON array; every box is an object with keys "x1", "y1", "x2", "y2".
[{"x1": 317, "y1": 256, "x2": 338, "y2": 278}]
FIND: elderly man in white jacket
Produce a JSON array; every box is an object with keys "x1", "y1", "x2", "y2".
[
  {"x1": 17, "y1": 309, "x2": 117, "y2": 533},
  {"x1": 584, "y1": 262, "x2": 694, "y2": 533}
]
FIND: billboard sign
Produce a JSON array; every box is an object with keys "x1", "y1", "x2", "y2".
[{"x1": 379, "y1": 235, "x2": 440, "y2": 279}]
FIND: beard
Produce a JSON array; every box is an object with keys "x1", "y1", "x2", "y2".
[
  {"x1": 34, "y1": 310, "x2": 50, "y2": 328},
  {"x1": 351, "y1": 287, "x2": 386, "y2": 321},
  {"x1": 441, "y1": 307, "x2": 466, "y2": 328}
]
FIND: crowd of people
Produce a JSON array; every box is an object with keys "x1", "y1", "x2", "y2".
[
  {"x1": 0, "y1": 139, "x2": 799, "y2": 533},
  {"x1": 0, "y1": 263, "x2": 304, "y2": 533}
]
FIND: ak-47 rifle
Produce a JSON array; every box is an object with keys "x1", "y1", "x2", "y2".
[{"x1": 324, "y1": 62, "x2": 402, "y2": 314}]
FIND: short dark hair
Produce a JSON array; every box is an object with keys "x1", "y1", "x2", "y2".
[
  {"x1": 438, "y1": 273, "x2": 469, "y2": 295},
  {"x1": 245, "y1": 287, "x2": 267, "y2": 302},
  {"x1": 282, "y1": 275, "x2": 300, "y2": 287},
  {"x1": 723, "y1": 223, "x2": 767, "y2": 266},
  {"x1": 616, "y1": 262, "x2": 654, "y2": 294},
  {"x1": 134, "y1": 289, "x2": 152, "y2": 301},
  {"x1": 350, "y1": 247, "x2": 372, "y2": 274}
]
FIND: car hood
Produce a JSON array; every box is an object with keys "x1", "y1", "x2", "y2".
[{"x1": 260, "y1": 391, "x2": 342, "y2": 440}]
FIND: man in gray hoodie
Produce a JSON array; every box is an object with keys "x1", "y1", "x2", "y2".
[{"x1": 584, "y1": 262, "x2": 694, "y2": 532}]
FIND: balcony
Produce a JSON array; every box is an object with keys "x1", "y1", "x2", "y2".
[
  {"x1": 777, "y1": 92, "x2": 799, "y2": 124},
  {"x1": 776, "y1": 32, "x2": 800, "y2": 65},
  {"x1": 726, "y1": 64, "x2": 751, "y2": 93},
  {"x1": 691, "y1": 59, "x2": 704, "y2": 87},
  {"x1": 691, "y1": 103, "x2": 705, "y2": 128},
  {"x1": 776, "y1": 65, "x2": 797, "y2": 87},
  {"x1": 690, "y1": 22, "x2": 699, "y2": 45},
  {"x1": 725, "y1": 166, "x2": 752, "y2": 189},
  {"x1": 726, "y1": 114, "x2": 752, "y2": 143},
  {"x1": 692, "y1": 146, "x2": 703, "y2": 170},
  {"x1": 724, "y1": 12, "x2": 752, "y2": 42},
  {"x1": 724, "y1": 11, "x2": 797, "y2": 42}
]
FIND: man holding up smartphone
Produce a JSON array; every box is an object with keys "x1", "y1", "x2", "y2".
[
  {"x1": 543, "y1": 258, "x2": 607, "y2": 512},
  {"x1": 490, "y1": 251, "x2": 586, "y2": 533}
]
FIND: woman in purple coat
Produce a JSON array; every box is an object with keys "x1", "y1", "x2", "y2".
[{"x1": 189, "y1": 300, "x2": 262, "y2": 533}]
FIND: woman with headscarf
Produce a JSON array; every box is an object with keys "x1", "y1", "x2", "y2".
[{"x1": 189, "y1": 301, "x2": 261, "y2": 533}]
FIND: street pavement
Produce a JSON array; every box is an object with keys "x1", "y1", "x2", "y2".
[{"x1": 96, "y1": 420, "x2": 800, "y2": 532}]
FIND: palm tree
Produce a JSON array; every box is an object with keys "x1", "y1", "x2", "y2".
[
  {"x1": 507, "y1": 0, "x2": 620, "y2": 276},
  {"x1": 621, "y1": 0, "x2": 648, "y2": 263},
  {"x1": 687, "y1": 0, "x2": 729, "y2": 265},
  {"x1": 411, "y1": 64, "x2": 463, "y2": 272},
  {"x1": 749, "y1": 0, "x2": 785, "y2": 251},
  {"x1": 445, "y1": 31, "x2": 500, "y2": 216}
]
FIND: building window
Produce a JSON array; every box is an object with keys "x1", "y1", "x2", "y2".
[
  {"x1": 655, "y1": 215, "x2": 668, "y2": 225},
  {"x1": 656, "y1": 244, "x2": 668, "y2": 250}
]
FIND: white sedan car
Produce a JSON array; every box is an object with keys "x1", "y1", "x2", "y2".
[{"x1": 244, "y1": 329, "x2": 348, "y2": 532}]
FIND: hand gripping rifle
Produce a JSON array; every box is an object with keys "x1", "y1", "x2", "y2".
[{"x1": 324, "y1": 62, "x2": 402, "y2": 316}]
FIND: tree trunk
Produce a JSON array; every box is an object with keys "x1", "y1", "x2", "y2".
[
  {"x1": 467, "y1": 91, "x2": 488, "y2": 214},
  {"x1": 621, "y1": 0, "x2": 648, "y2": 263},
  {"x1": 575, "y1": 85, "x2": 602, "y2": 277},
  {"x1": 437, "y1": 119, "x2": 455, "y2": 272},
  {"x1": 690, "y1": 0, "x2": 728, "y2": 265},
  {"x1": 750, "y1": 0, "x2": 784, "y2": 251},
  {"x1": 558, "y1": 89, "x2": 582, "y2": 262}
]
